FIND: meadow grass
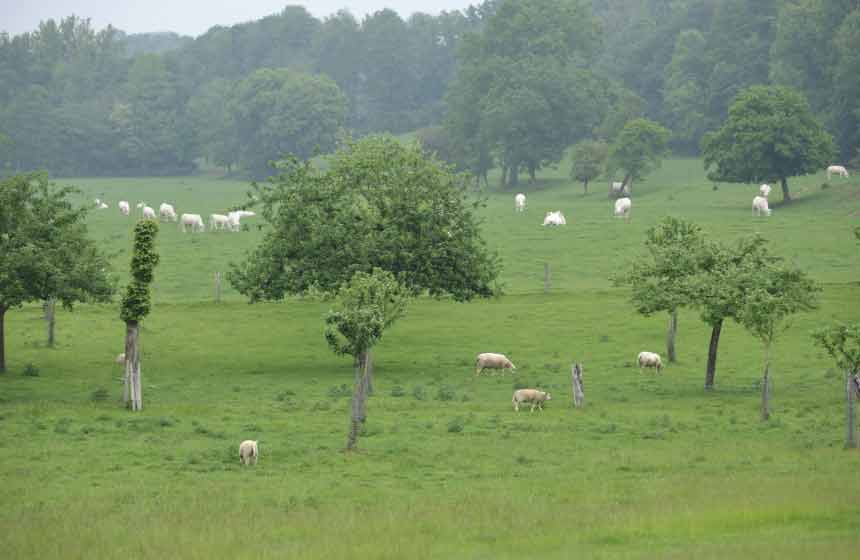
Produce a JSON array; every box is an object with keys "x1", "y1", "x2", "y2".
[{"x1": 1, "y1": 159, "x2": 859, "y2": 558}]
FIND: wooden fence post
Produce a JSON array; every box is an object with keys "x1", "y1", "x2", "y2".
[
  {"x1": 571, "y1": 363, "x2": 584, "y2": 408},
  {"x1": 214, "y1": 272, "x2": 221, "y2": 304},
  {"x1": 544, "y1": 263, "x2": 551, "y2": 294}
]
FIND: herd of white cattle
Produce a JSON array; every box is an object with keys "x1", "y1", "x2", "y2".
[{"x1": 93, "y1": 198, "x2": 256, "y2": 232}]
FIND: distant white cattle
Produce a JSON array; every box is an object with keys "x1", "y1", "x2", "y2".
[
  {"x1": 209, "y1": 213, "x2": 230, "y2": 231},
  {"x1": 759, "y1": 184, "x2": 772, "y2": 197},
  {"x1": 752, "y1": 196, "x2": 771, "y2": 217},
  {"x1": 827, "y1": 165, "x2": 849, "y2": 180},
  {"x1": 94, "y1": 198, "x2": 102, "y2": 206},
  {"x1": 610, "y1": 181, "x2": 629, "y2": 197},
  {"x1": 239, "y1": 440, "x2": 259, "y2": 466},
  {"x1": 515, "y1": 193, "x2": 526, "y2": 212},
  {"x1": 542, "y1": 210, "x2": 566, "y2": 226},
  {"x1": 98, "y1": 202, "x2": 109, "y2": 209},
  {"x1": 136, "y1": 202, "x2": 146, "y2": 209},
  {"x1": 142, "y1": 206, "x2": 157, "y2": 220},
  {"x1": 613, "y1": 197, "x2": 631, "y2": 219},
  {"x1": 180, "y1": 213, "x2": 205, "y2": 233},
  {"x1": 475, "y1": 353, "x2": 516, "y2": 376},
  {"x1": 227, "y1": 210, "x2": 256, "y2": 232},
  {"x1": 118, "y1": 201, "x2": 130, "y2": 216},
  {"x1": 637, "y1": 351, "x2": 663, "y2": 374},
  {"x1": 159, "y1": 203, "x2": 177, "y2": 222}
]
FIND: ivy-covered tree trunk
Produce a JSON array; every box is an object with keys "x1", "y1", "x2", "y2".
[
  {"x1": 46, "y1": 299, "x2": 56, "y2": 347},
  {"x1": 0, "y1": 306, "x2": 6, "y2": 373},
  {"x1": 760, "y1": 344, "x2": 771, "y2": 421},
  {"x1": 666, "y1": 309, "x2": 678, "y2": 363},
  {"x1": 346, "y1": 350, "x2": 370, "y2": 451},
  {"x1": 780, "y1": 177, "x2": 791, "y2": 202},
  {"x1": 704, "y1": 320, "x2": 723, "y2": 390},
  {"x1": 124, "y1": 320, "x2": 142, "y2": 411},
  {"x1": 846, "y1": 372, "x2": 858, "y2": 449}
]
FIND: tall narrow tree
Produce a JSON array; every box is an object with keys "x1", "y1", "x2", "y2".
[
  {"x1": 813, "y1": 322, "x2": 860, "y2": 449},
  {"x1": 119, "y1": 220, "x2": 159, "y2": 411}
]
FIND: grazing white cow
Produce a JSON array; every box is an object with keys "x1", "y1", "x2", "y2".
[
  {"x1": 542, "y1": 210, "x2": 566, "y2": 226},
  {"x1": 209, "y1": 213, "x2": 230, "y2": 231},
  {"x1": 475, "y1": 352, "x2": 516, "y2": 376},
  {"x1": 758, "y1": 184, "x2": 772, "y2": 197},
  {"x1": 142, "y1": 206, "x2": 157, "y2": 220},
  {"x1": 159, "y1": 203, "x2": 177, "y2": 222},
  {"x1": 118, "y1": 201, "x2": 130, "y2": 216},
  {"x1": 136, "y1": 202, "x2": 146, "y2": 209},
  {"x1": 827, "y1": 165, "x2": 849, "y2": 180},
  {"x1": 752, "y1": 196, "x2": 771, "y2": 217},
  {"x1": 613, "y1": 197, "x2": 632, "y2": 219},
  {"x1": 512, "y1": 389, "x2": 552, "y2": 412},
  {"x1": 515, "y1": 193, "x2": 526, "y2": 212},
  {"x1": 610, "y1": 181, "x2": 629, "y2": 197},
  {"x1": 239, "y1": 440, "x2": 259, "y2": 466},
  {"x1": 180, "y1": 213, "x2": 205, "y2": 233},
  {"x1": 637, "y1": 351, "x2": 663, "y2": 374},
  {"x1": 98, "y1": 202, "x2": 109, "y2": 209},
  {"x1": 227, "y1": 210, "x2": 257, "y2": 232}
]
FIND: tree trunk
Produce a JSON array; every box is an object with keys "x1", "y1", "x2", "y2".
[
  {"x1": 846, "y1": 372, "x2": 858, "y2": 449},
  {"x1": 509, "y1": 164, "x2": 519, "y2": 187},
  {"x1": 704, "y1": 320, "x2": 723, "y2": 390},
  {"x1": 583, "y1": 179, "x2": 588, "y2": 194},
  {"x1": 364, "y1": 349, "x2": 374, "y2": 396},
  {"x1": 760, "y1": 345, "x2": 771, "y2": 421},
  {"x1": 500, "y1": 165, "x2": 508, "y2": 188},
  {"x1": 0, "y1": 306, "x2": 6, "y2": 373},
  {"x1": 571, "y1": 363, "x2": 584, "y2": 408},
  {"x1": 124, "y1": 321, "x2": 142, "y2": 411},
  {"x1": 46, "y1": 299, "x2": 56, "y2": 347},
  {"x1": 623, "y1": 174, "x2": 632, "y2": 195},
  {"x1": 780, "y1": 177, "x2": 791, "y2": 202},
  {"x1": 346, "y1": 350, "x2": 370, "y2": 451},
  {"x1": 666, "y1": 309, "x2": 678, "y2": 363}
]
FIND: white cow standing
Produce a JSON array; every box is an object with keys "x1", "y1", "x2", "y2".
[
  {"x1": 515, "y1": 193, "x2": 526, "y2": 212},
  {"x1": 118, "y1": 201, "x2": 130, "y2": 216},
  {"x1": 752, "y1": 196, "x2": 772, "y2": 217},
  {"x1": 209, "y1": 213, "x2": 230, "y2": 231},
  {"x1": 613, "y1": 197, "x2": 631, "y2": 219},
  {"x1": 827, "y1": 165, "x2": 849, "y2": 180},
  {"x1": 180, "y1": 213, "x2": 205, "y2": 232},
  {"x1": 98, "y1": 202, "x2": 109, "y2": 210},
  {"x1": 542, "y1": 210, "x2": 566, "y2": 226},
  {"x1": 142, "y1": 206, "x2": 157, "y2": 220},
  {"x1": 227, "y1": 210, "x2": 256, "y2": 232},
  {"x1": 159, "y1": 203, "x2": 178, "y2": 222}
]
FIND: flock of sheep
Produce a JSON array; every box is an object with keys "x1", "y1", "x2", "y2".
[{"x1": 93, "y1": 198, "x2": 256, "y2": 232}]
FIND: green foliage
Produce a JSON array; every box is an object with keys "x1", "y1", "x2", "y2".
[
  {"x1": 662, "y1": 29, "x2": 710, "y2": 150},
  {"x1": 569, "y1": 140, "x2": 608, "y2": 193},
  {"x1": 813, "y1": 322, "x2": 860, "y2": 376},
  {"x1": 324, "y1": 269, "x2": 409, "y2": 359},
  {"x1": 22, "y1": 363, "x2": 39, "y2": 377},
  {"x1": 230, "y1": 136, "x2": 500, "y2": 302},
  {"x1": 120, "y1": 220, "x2": 159, "y2": 323},
  {"x1": 607, "y1": 118, "x2": 670, "y2": 185},
  {"x1": 702, "y1": 85, "x2": 836, "y2": 201}
]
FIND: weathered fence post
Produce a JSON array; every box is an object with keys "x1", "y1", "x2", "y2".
[
  {"x1": 544, "y1": 263, "x2": 551, "y2": 294},
  {"x1": 571, "y1": 363, "x2": 584, "y2": 408},
  {"x1": 846, "y1": 373, "x2": 859, "y2": 449},
  {"x1": 46, "y1": 298, "x2": 56, "y2": 347},
  {"x1": 214, "y1": 272, "x2": 221, "y2": 304}
]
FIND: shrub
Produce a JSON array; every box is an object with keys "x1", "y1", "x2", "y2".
[
  {"x1": 390, "y1": 385, "x2": 406, "y2": 397},
  {"x1": 91, "y1": 387, "x2": 109, "y2": 402},
  {"x1": 436, "y1": 384, "x2": 456, "y2": 401},
  {"x1": 22, "y1": 363, "x2": 39, "y2": 377},
  {"x1": 447, "y1": 417, "x2": 465, "y2": 433}
]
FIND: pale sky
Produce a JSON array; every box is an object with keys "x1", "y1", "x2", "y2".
[{"x1": 0, "y1": 0, "x2": 476, "y2": 37}]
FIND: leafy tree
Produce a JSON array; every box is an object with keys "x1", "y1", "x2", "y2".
[
  {"x1": 662, "y1": 29, "x2": 710, "y2": 151},
  {"x1": 738, "y1": 263, "x2": 819, "y2": 420},
  {"x1": 615, "y1": 217, "x2": 710, "y2": 364},
  {"x1": 607, "y1": 118, "x2": 670, "y2": 193},
  {"x1": 813, "y1": 322, "x2": 860, "y2": 448},
  {"x1": 0, "y1": 172, "x2": 113, "y2": 372},
  {"x1": 702, "y1": 85, "x2": 836, "y2": 202},
  {"x1": 325, "y1": 269, "x2": 409, "y2": 451},
  {"x1": 119, "y1": 220, "x2": 160, "y2": 411},
  {"x1": 569, "y1": 140, "x2": 607, "y2": 194},
  {"x1": 229, "y1": 135, "x2": 500, "y2": 301},
  {"x1": 188, "y1": 78, "x2": 239, "y2": 174}
]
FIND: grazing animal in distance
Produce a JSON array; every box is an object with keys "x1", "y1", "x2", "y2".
[
  {"x1": 239, "y1": 440, "x2": 259, "y2": 466},
  {"x1": 180, "y1": 213, "x2": 205, "y2": 233},
  {"x1": 759, "y1": 184, "x2": 772, "y2": 197},
  {"x1": 752, "y1": 196, "x2": 771, "y2": 217},
  {"x1": 475, "y1": 353, "x2": 516, "y2": 376},
  {"x1": 637, "y1": 351, "x2": 663, "y2": 374},
  {"x1": 613, "y1": 197, "x2": 631, "y2": 219},
  {"x1": 515, "y1": 193, "x2": 526, "y2": 212},
  {"x1": 826, "y1": 165, "x2": 849, "y2": 180},
  {"x1": 542, "y1": 210, "x2": 566, "y2": 226},
  {"x1": 159, "y1": 203, "x2": 177, "y2": 222},
  {"x1": 142, "y1": 206, "x2": 157, "y2": 220},
  {"x1": 512, "y1": 389, "x2": 552, "y2": 412},
  {"x1": 118, "y1": 201, "x2": 130, "y2": 216}
]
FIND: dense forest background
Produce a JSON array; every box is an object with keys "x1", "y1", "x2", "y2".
[{"x1": 1, "y1": 0, "x2": 858, "y2": 178}]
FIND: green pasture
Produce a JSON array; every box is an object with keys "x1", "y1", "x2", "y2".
[{"x1": 1, "y1": 159, "x2": 859, "y2": 558}]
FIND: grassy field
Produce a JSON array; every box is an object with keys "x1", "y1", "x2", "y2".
[{"x1": 1, "y1": 159, "x2": 859, "y2": 558}]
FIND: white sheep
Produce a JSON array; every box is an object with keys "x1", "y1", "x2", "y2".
[
  {"x1": 239, "y1": 440, "x2": 259, "y2": 465},
  {"x1": 475, "y1": 353, "x2": 516, "y2": 376},
  {"x1": 752, "y1": 196, "x2": 771, "y2": 217},
  {"x1": 515, "y1": 193, "x2": 526, "y2": 212},
  {"x1": 512, "y1": 389, "x2": 552, "y2": 412},
  {"x1": 637, "y1": 351, "x2": 663, "y2": 374}
]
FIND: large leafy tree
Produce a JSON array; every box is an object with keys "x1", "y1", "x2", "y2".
[
  {"x1": 0, "y1": 173, "x2": 113, "y2": 372},
  {"x1": 229, "y1": 135, "x2": 500, "y2": 301},
  {"x1": 702, "y1": 85, "x2": 836, "y2": 202},
  {"x1": 607, "y1": 118, "x2": 670, "y2": 193},
  {"x1": 325, "y1": 269, "x2": 409, "y2": 451},
  {"x1": 813, "y1": 322, "x2": 860, "y2": 448},
  {"x1": 570, "y1": 140, "x2": 608, "y2": 194}
]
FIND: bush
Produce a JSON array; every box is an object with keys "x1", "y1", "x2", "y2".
[
  {"x1": 436, "y1": 384, "x2": 456, "y2": 401},
  {"x1": 412, "y1": 385, "x2": 427, "y2": 401},
  {"x1": 390, "y1": 385, "x2": 406, "y2": 397},
  {"x1": 447, "y1": 417, "x2": 465, "y2": 433},
  {"x1": 91, "y1": 387, "x2": 109, "y2": 402},
  {"x1": 22, "y1": 363, "x2": 39, "y2": 377}
]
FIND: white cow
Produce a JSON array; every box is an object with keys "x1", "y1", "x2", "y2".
[
  {"x1": 239, "y1": 440, "x2": 259, "y2": 466},
  {"x1": 159, "y1": 203, "x2": 177, "y2": 222},
  {"x1": 136, "y1": 202, "x2": 146, "y2": 209},
  {"x1": 94, "y1": 198, "x2": 102, "y2": 206},
  {"x1": 827, "y1": 165, "x2": 849, "y2": 180},
  {"x1": 752, "y1": 196, "x2": 771, "y2": 217},
  {"x1": 180, "y1": 213, "x2": 205, "y2": 233},
  {"x1": 759, "y1": 184, "x2": 772, "y2": 197},
  {"x1": 475, "y1": 353, "x2": 516, "y2": 376},
  {"x1": 637, "y1": 351, "x2": 663, "y2": 374},
  {"x1": 142, "y1": 206, "x2": 157, "y2": 220},
  {"x1": 209, "y1": 213, "x2": 230, "y2": 231},
  {"x1": 515, "y1": 193, "x2": 526, "y2": 212},
  {"x1": 118, "y1": 201, "x2": 130, "y2": 216},
  {"x1": 227, "y1": 210, "x2": 256, "y2": 232},
  {"x1": 610, "y1": 181, "x2": 629, "y2": 197},
  {"x1": 542, "y1": 210, "x2": 566, "y2": 226},
  {"x1": 512, "y1": 389, "x2": 552, "y2": 412},
  {"x1": 98, "y1": 202, "x2": 109, "y2": 209},
  {"x1": 613, "y1": 197, "x2": 631, "y2": 219}
]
